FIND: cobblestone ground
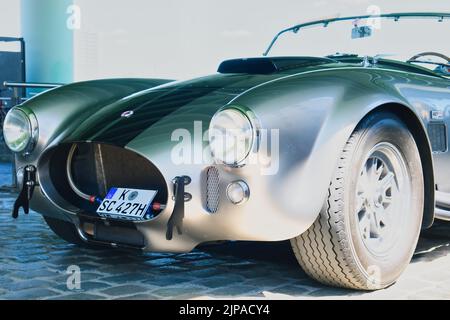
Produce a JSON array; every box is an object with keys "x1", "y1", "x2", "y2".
[{"x1": 1, "y1": 162, "x2": 450, "y2": 299}]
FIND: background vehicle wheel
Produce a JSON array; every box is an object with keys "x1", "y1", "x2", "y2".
[{"x1": 291, "y1": 112, "x2": 424, "y2": 290}]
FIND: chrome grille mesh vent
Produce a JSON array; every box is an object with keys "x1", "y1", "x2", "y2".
[{"x1": 206, "y1": 166, "x2": 220, "y2": 213}]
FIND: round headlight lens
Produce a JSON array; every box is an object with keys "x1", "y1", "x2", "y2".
[
  {"x1": 209, "y1": 108, "x2": 254, "y2": 165},
  {"x1": 3, "y1": 108, "x2": 33, "y2": 153}
]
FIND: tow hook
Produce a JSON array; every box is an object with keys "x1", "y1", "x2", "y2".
[
  {"x1": 166, "y1": 176, "x2": 191, "y2": 240},
  {"x1": 12, "y1": 165, "x2": 37, "y2": 219}
]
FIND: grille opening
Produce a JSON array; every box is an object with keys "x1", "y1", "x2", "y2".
[{"x1": 39, "y1": 142, "x2": 168, "y2": 218}]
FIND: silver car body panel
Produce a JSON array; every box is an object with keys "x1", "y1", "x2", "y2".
[{"x1": 13, "y1": 63, "x2": 450, "y2": 253}]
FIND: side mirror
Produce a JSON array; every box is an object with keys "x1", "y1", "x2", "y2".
[{"x1": 352, "y1": 25, "x2": 372, "y2": 39}]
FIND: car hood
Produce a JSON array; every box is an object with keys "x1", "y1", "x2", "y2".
[
  {"x1": 63, "y1": 73, "x2": 289, "y2": 146},
  {"x1": 63, "y1": 57, "x2": 345, "y2": 146}
]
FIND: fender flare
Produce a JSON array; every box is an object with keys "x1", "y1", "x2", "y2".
[
  {"x1": 15, "y1": 78, "x2": 173, "y2": 164},
  {"x1": 232, "y1": 68, "x2": 436, "y2": 236},
  {"x1": 359, "y1": 103, "x2": 435, "y2": 229}
]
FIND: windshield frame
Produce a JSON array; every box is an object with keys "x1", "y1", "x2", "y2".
[{"x1": 263, "y1": 12, "x2": 450, "y2": 57}]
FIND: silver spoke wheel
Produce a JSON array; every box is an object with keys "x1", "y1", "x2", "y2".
[
  {"x1": 355, "y1": 142, "x2": 410, "y2": 256},
  {"x1": 292, "y1": 113, "x2": 423, "y2": 290}
]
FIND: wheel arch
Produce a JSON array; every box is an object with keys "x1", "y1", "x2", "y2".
[
  {"x1": 361, "y1": 103, "x2": 435, "y2": 229},
  {"x1": 228, "y1": 70, "x2": 437, "y2": 238}
]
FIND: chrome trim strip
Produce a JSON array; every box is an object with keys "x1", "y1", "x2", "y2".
[{"x1": 263, "y1": 12, "x2": 450, "y2": 56}]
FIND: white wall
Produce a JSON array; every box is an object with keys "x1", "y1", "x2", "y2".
[
  {"x1": 73, "y1": 0, "x2": 450, "y2": 81},
  {"x1": 0, "y1": 0, "x2": 21, "y2": 51},
  {"x1": 0, "y1": 0, "x2": 448, "y2": 81}
]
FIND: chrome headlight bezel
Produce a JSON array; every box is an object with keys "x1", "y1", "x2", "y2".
[
  {"x1": 208, "y1": 106, "x2": 257, "y2": 167},
  {"x1": 2, "y1": 107, "x2": 39, "y2": 154}
]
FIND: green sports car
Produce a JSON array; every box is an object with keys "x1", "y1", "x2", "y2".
[{"x1": 2, "y1": 12, "x2": 450, "y2": 290}]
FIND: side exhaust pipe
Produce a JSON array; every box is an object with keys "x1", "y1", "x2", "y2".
[
  {"x1": 435, "y1": 207, "x2": 450, "y2": 221},
  {"x1": 435, "y1": 191, "x2": 450, "y2": 221}
]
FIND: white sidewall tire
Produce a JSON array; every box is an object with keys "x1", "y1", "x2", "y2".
[{"x1": 291, "y1": 112, "x2": 424, "y2": 290}]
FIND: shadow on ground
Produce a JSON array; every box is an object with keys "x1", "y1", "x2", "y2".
[{"x1": 415, "y1": 222, "x2": 450, "y2": 262}]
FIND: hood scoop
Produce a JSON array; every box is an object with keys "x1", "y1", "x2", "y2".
[{"x1": 218, "y1": 57, "x2": 335, "y2": 74}]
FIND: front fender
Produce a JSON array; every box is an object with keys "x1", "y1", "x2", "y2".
[
  {"x1": 14, "y1": 78, "x2": 173, "y2": 166},
  {"x1": 229, "y1": 68, "x2": 430, "y2": 236}
]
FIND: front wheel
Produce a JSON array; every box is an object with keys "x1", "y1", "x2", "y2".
[{"x1": 291, "y1": 112, "x2": 424, "y2": 290}]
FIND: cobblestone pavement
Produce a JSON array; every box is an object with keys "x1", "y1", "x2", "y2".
[{"x1": 1, "y1": 162, "x2": 450, "y2": 299}]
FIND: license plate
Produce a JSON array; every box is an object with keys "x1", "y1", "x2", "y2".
[{"x1": 96, "y1": 187, "x2": 157, "y2": 220}]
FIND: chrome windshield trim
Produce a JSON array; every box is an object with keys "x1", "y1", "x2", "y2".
[{"x1": 263, "y1": 12, "x2": 450, "y2": 57}]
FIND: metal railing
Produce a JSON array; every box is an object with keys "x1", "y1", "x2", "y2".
[
  {"x1": 0, "y1": 81, "x2": 63, "y2": 191},
  {"x1": 2, "y1": 81, "x2": 63, "y2": 105}
]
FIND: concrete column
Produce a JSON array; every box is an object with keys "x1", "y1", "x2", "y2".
[{"x1": 21, "y1": 0, "x2": 74, "y2": 84}]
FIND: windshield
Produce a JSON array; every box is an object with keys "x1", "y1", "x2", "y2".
[{"x1": 266, "y1": 13, "x2": 450, "y2": 69}]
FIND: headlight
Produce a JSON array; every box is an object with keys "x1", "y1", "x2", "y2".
[
  {"x1": 209, "y1": 108, "x2": 254, "y2": 166},
  {"x1": 2, "y1": 108, "x2": 38, "y2": 153}
]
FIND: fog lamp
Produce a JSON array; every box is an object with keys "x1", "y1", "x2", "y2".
[{"x1": 226, "y1": 181, "x2": 250, "y2": 205}]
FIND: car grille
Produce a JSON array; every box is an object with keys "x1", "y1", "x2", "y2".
[
  {"x1": 205, "y1": 166, "x2": 220, "y2": 213},
  {"x1": 38, "y1": 142, "x2": 168, "y2": 216}
]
